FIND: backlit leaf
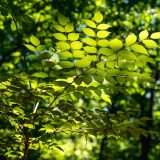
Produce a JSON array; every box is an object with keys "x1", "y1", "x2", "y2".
[
  {"x1": 94, "y1": 11, "x2": 103, "y2": 23},
  {"x1": 32, "y1": 72, "x2": 48, "y2": 78},
  {"x1": 84, "y1": 20, "x2": 96, "y2": 28},
  {"x1": 82, "y1": 28, "x2": 95, "y2": 37},
  {"x1": 68, "y1": 33, "x2": 79, "y2": 41},
  {"x1": 58, "y1": 61, "x2": 74, "y2": 68},
  {"x1": 99, "y1": 48, "x2": 114, "y2": 56},
  {"x1": 109, "y1": 38, "x2": 123, "y2": 51},
  {"x1": 75, "y1": 57, "x2": 91, "y2": 68},
  {"x1": 84, "y1": 46, "x2": 97, "y2": 53},
  {"x1": 150, "y1": 32, "x2": 160, "y2": 39},
  {"x1": 53, "y1": 24, "x2": 65, "y2": 32},
  {"x1": 142, "y1": 39, "x2": 157, "y2": 47},
  {"x1": 97, "y1": 24, "x2": 111, "y2": 30},
  {"x1": 71, "y1": 41, "x2": 83, "y2": 49},
  {"x1": 125, "y1": 34, "x2": 137, "y2": 46},
  {"x1": 24, "y1": 44, "x2": 36, "y2": 51},
  {"x1": 58, "y1": 14, "x2": 69, "y2": 26},
  {"x1": 82, "y1": 38, "x2": 97, "y2": 46},
  {"x1": 131, "y1": 44, "x2": 148, "y2": 55},
  {"x1": 53, "y1": 33, "x2": 67, "y2": 41},
  {"x1": 57, "y1": 42, "x2": 70, "y2": 50},
  {"x1": 98, "y1": 39, "x2": 109, "y2": 47},
  {"x1": 139, "y1": 29, "x2": 148, "y2": 41},
  {"x1": 65, "y1": 23, "x2": 74, "y2": 32},
  {"x1": 30, "y1": 35, "x2": 40, "y2": 46},
  {"x1": 101, "y1": 94, "x2": 112, "y2": 104},
  {"x1": 97, "y1": 31, "x2": 110, "y2": 38},
  {"x1": 73, "y1": 50, "x2": 85, "y2": 58}
]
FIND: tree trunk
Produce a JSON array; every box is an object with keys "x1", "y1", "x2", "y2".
[{"x1": 99, "y1": 136, "x2": 108, "y2": 160}]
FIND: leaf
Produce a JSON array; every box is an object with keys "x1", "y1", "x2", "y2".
[
  {"x1": 93, "y1": 11, "x2": 103, "y2": 23},
  {"x1": 109, "y1": 38, "x2": 123, "y2": 51},
  {"x1": 30, "y1": 35, "x2": 40, "y2": 46},
  {"x1": 32, "y1": 72, "x2": 48, "y2": 78},
  {"x1": 125, "y1": 34, "x2": 137, "y2": 46},
  {"x1": 82, "y1": 38, "x2": 97, "y2": 46},
  {"x1": 150, "y1": 32, "x2": 160, "y2": 39},
  {"x1": 57, "y1": 42, "x2": 70, "y2": 50},
  {"x1": 99, "y1": 48, "x2": 114, "y2": 56},
  {"x1": 84, "y1": 20, "x2": 96, "y2": 28},
  {"x1": 24, "y1": 124, "x2": 35, "y2": 129},
  {"x1": 24, "y1": 44, "x2": 36, "y2": 51},
  {"x1": 98, "y1": 39, "x2": 109, "y2": 47},
  {"x1": 139, "y1": 29, "x2": 148, "y2": 41},
  {"x1": 58, "y1": 61, "x2": 74, "y2": 68},
  {"x1": 58, "y1": 51, "x2": 73, "y2": 59},
  {"x1": 65, "y1": 23, "x2": 74, "y2": 32},
  {"x1": 71, "y1": 41, "x2": 83, "y2": 49},
  {"x1": 37, "y1": 45, "x2": 46, "y2": 52},
  {"x1": 82, "y1": 28, "x2": 95, "y2": 37},
  {"x1": 84, "y1": 46, "x2": 97, "y2": 53},
  {"x1": 142, "y1": 39, "x2": 157, "y2": 47},
  {"x1": 58, "y1": 14, "x2": 69, "y2": 26},
  {"x1": 97, "y1": 24, "x2": 111, "y2": 30},
  {"x1": 131, "y1": 44, "x2": 148, "y2": 55},
  {"x1": 55, "y1": 146, "x2": 64, "y2": 152},
  {"x1": 53, "y1": 33, "x2": 67, "y2": 41},
  {"x1": 97, "y1": 31, "x2": 110, "y2": 38},
  {"x1": 53, "y1": 24, "x2": 65, "y2": 32},
  {"x1": 73, "y1": 50, "x2": 85, "y2": 58},
  {"x1": 68, "y1": 33, "x2": 79, "y2": 41},
  {"x1": 101, "y1": 94, "x2": 111, "y2": 104},
  {"x1": 75, "y1": 57, "x2": 91, "y2": 68}
]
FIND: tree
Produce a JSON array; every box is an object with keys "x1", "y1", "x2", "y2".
[{"x1": 0, "y1": 10, "x2": 159, "y2": 159}]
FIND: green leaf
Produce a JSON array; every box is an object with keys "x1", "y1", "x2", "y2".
[
  {"x1": 82, "y1": 28, "x2": 95, "y2": 37},
  {"x1": 58, "y1": 51, "x2": 73, "y2": 59},
  {"x1": 57, "y1": 42, "x2": 70, "y2": 50},
  {"x1": 130, "y1": 44, "x2": 148, "y2": 55},
  {"x1": 65, "y1": 23, "x2": 74, "y2": 32},
  {"x1": 97, "y1": 24, "x2": 111, "y2": 30},
  {"x1": 98, "y1": 39, "x2": 109, "y2": 47},
  {"x1": 71, "y1": 41, "x2": 83, "y2": 49},
  {"x1": 150, "y1": 32, "x2": 160, "y2": 39},
  {"x1": 53, "y1": 24, "x2": 65, "y2": 32},
  {"x1": 97, "y1": 31, "x2": 110, "y2": 38},
  {"x1": 101, "y1": 94, "x2": 112, "y2": 104},
  {"x1": 96, "y1": 61, "x2": 105, "y2": 70},
  {"x1": 142, "y1": 39, "x2": 157, "y2": 47},
  {"x1": 93, "y1": 11, "x2": 103, "y2": 23},
  {"x1": 99, "y1": 48, "x2": 114, "y2": 56},
  {"x1": 30, "y1": 35, "x2": 40, "y2": 46},
  {"x1": 84, "y1": 46, "x2": 97, "y2": 53},
  {"x1": 73, "y1": 50, "x2": 85, "y2": 58},
  {"x1": 58, "y1": 61, "x2": 74, "y2": 68},
  {"x1": 58, "y1": 14, "x2": 69, "y2": 26},
  {"x1": 109, "y1": 38, "x2": 123, "y2": 51},
  {"x1": 125, "y1": 34, "x2": 137, "y2": 46},
  {"x1": 55, "y1": 146, "x2": 64, "y2": 152},
  {"x1": 82, "y1": 38, "x2": 97, "y2": 46},
  {"x1": 83, "y1": 76, "x2": 92, "y2": 84},
  {"x1": 139, "y1": 29, "x2": 148, "y2": 41},
  {"x1": 68, "y1": 33, "x2": 79, "y2": 41},
  {"x1": 37, "y1": 45, "x2": 46, "y2": 52},
  {"x1": 32, "y1": 72, "x2": 48, "y2": 78},
  {"x1": 53, "y1": 33, "x2": 67, "y2": 41},
  {"x1": 24, "y1": 124, "x2": 35, "y2": 129},
  {"x1": 83, "y1": 90, "x2": 92, "y2": 98},
  {"x1": 84, "y1": 20, "x2": 96, "y2": 28},
  {"x1": 75, "y1": 57, "x2": 91, "y2": 68},
  {"x1": 24, "y1": 44, "x2": 36, "y2": 51}
]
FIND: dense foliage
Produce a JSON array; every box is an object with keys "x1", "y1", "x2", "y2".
[{"x1": 0, "y1": 0, "x2": 160, "y2": 160}]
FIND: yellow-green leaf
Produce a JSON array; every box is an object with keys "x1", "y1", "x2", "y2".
[
  {"x1": 84, "y1": 46, "x2": 97, "y2": 53},
  {"x1": 84, "y1": 20, "x2": 96, "y2": 28},
  {"x1": 82, "y1": 38, "x2": 97, "y2": 46},
  {"x1": 58, "y1": 61, "x2": 74, "y2": 68},
  {"x1": 97, "y1": 24, "x2": 111, "y2": 30},
  {"x1": 109, "y1": 38, "x2": 123, "y2": 51},
  {"x1": 99, "y1": 48, "x2": 114, "y2": 56},
  {"x1": 142, "y1": 39, "x2": 157, "y2": 47},
  {"x1": 73, "y1": 50, "x2": 85, "y2": 58},
  {"x1": 93, "y1": 11, "x2": 103, "y2": 23},
  {"x1": 75, "y1": 57, "x2": 91, "y2": 68},
  {"x1": 71, "y1": 41, "x2": 83, "y2": 49},
  {"x1": 24, "y1": 124, "x2": 35, "y2": 129},
  {"x1": 53, "y1": 25, "x2": 65, "y2": 32},
  {"x1": 68, "y1": 33, "x2": 79, "y2": 41},
  {"x1": 101, "y1": 94, "x2": 112, "y2": 104},
  {"x1": 53, "y1": 33, "x2": 67, "y2": 41},
  {"x1": 139, "y1": 29, "x2": 148, "y2": 41},
  {"x1": 32, "y1": 72, "x2": 48, "y2": 78},
  {"x1": 24, "y1": 44, "x2": 36, "y2": 51},
  {"x1": 30, "y1": 35, "x2": 40, "y2": 46},
  {"x1": 57, "y1": 42, "x2": 70, "y2": 50},
  {"x1": 131, "y1": 44, "x2": 148, "y2": 55},
  {"x1": 82, "y1": 28, "x2": 95, "y2": 37},
  {"x1": 98, "y1": 39, "x2": 109, "y2": 47},
  {"x1": 97, "y1": 31, "x2": 110, "y2": 38},
  {"x1": 150, "y1": 32, "x2": 160, "y2": 39},
  {"x1": 65, "y1": 23, "x2": 74, "y2": 32},
  {"x1": 58, "y1": 14, "x2": 69, "y2": 26},
  {"x1": 125, "y1": 34, "x2": 137, "y2": 46}
]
